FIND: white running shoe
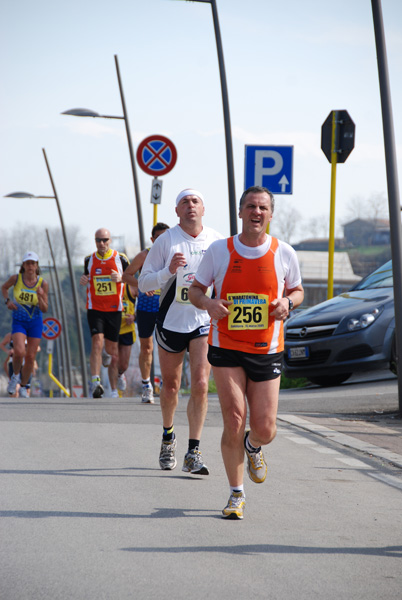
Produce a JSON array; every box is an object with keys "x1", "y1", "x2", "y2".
[
  {"x1": 117, "y1": 374, "x2": 127, "y2": 391},
  {"x1": 222, "y1": 491, "x2": 246, "y2": 520},
  {"x1": 110, "y1": 389, "x2": 119, "y2": 398},
  {"x1": 141, "y1": 385, "x2": 154, "y2": 404},
  {"x1": 8, "y1": 372, "x2": 20, "y2": 395},
  {"x1": 101, "y1": 348, "x2": 112, "y2": 367},
  {"x1": 159, "y1": 437, "x2": 177, "y2": 470},
  {"x1": 91, "y1": 379, "x2": 104, "y2": 398},
  {"x1": 18, "y1": 385, "x2": 29, "y2": 398},
  {"x1": 182, "y1": 448, "x2": 209, "y2": 475},
  {"x1": 244, "y1": 431, "x2": 267, "y2": 484}
]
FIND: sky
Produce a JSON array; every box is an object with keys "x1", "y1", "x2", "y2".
[{"x1": 1, "y1": 0, "x2": 402, "y2": 264}]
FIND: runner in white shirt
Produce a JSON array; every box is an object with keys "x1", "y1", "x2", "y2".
[{"x1": 138, "y1": 188, "x2": 223, "y2": 474}]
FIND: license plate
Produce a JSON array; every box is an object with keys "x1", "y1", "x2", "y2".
[{"x1": 288, "y1": 346, "x2": 309, "y2": 359}]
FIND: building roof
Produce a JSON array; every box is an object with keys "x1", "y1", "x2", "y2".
[{"x1": 296, "y1": 251, "x2": 361, "y2": 284}]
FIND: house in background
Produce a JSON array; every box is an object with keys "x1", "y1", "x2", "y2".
[
  {"x1": 343, "y1": 218, "x2": 390, "y2": 247},
  {"x1": 293, "y1": 238, "x2": 350, "y2": 252},
  {"x1": 296, "y1": 251, "x2": 361, "y2": 306},
  {"x1": 292, "y1": 217, "x2": 391, "y2": 302}
]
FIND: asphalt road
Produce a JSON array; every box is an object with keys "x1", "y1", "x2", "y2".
[{"x1": 1, "y1": 373, "x2": 401, "y2": 600}]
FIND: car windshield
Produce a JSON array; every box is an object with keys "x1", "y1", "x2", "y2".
[{"x1": 352, "y1": 260, "x2": 393, "y2": 290}]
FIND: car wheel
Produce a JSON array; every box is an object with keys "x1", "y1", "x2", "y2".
[{"x1": 308, "y1": 373, "x2": 352, "y2": 387}]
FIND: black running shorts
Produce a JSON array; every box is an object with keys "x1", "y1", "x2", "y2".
[
  {"x1": 207, "y1": 345, "x2": 283, "y2": 382},
  {"x1": 155, "y1": 322, "x2": 210, "y2": 353},
  {"x1": 87, "y1": 309, "x2": 122, "y2": 342}
]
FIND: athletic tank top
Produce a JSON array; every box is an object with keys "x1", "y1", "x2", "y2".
[
  {"x1": 13, "y1": 274, "x2": 43, "y2": 318},
  {"x1": 85, "y1": 249, "x2": 125, "y2": 312},
  {"x1": 119, "y1": 285, "x2": 136, "y2": 335},
  {"x1": 208, "y1": 236, "x2": 284, "y2": 354}
]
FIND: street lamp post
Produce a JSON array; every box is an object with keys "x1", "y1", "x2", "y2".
[
  {"x1": 372, "y1": 0, "x2": 402, "y2": 416},
  {"x1": 61, "y1": 54, "x2": 145, "y2": 249},
  {"x1": 5, "y1": 148, "x2": 89, "y2": 397},
  {"x1": 179, "y1": 0, "x2": 237, "y2": 234}
]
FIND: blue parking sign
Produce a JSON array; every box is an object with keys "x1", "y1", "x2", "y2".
[{"x1": 244, "y1": 145, "x2": 293, "y2": 194}]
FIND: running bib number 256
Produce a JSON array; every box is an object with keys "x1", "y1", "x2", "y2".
[{"x1": 227, "y1": 293, "x2": 268, "y2": 330}]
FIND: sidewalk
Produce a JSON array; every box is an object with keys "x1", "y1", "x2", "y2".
[{"x1": 278, "y1": 411, "x2": 402, "y2": 469}]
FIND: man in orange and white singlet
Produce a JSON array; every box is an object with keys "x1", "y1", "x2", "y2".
[
  {"x1": 80, "y1": 228, "x2": 129, "y2": 398},
  {"x1": 189, "y1": 186, "x2": 304, "y2": 520}
]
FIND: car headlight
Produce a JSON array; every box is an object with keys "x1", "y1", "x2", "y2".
[{"x1": 347, "y1": 308, "x2": 381, "y2": 331}]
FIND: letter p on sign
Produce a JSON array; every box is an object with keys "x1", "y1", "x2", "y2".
[{"x1": 244, "y1": 145, "x2": 293, "y2": 194}]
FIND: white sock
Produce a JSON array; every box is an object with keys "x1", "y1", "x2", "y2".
[{"x1": 231, "y1": 484, "x2": 244, "y2": 494}]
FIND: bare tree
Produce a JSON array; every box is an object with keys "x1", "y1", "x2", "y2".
[
  {"x1": 343, "y1": 192, "x2": 388, "y2": 224},
  {"x1": 270, "y1": 201, "x2": 302, "y2": 245},
  {"x1": 0, "y1": 224, "x2": 84, "y2": 278},
  {"x1": 67, "y1": 225, "x2": 85, "y2": 265},
  {"x1": 306, "y1": 215, "x2": 330, "y2": 238}
]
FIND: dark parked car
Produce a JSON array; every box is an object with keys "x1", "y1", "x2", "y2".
[{"x1": 284, "y1": 260, "x2": 395, "y2": 386}]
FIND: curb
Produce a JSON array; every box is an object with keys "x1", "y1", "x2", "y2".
[{"x1": 278, "y1": 413, "x2": 402, "y2": 470}]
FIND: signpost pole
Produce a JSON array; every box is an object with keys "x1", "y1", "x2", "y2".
[
  {"x1": 321, "y1": 110, "x2": 355, "y2": 300},
  {"x1": 46, "y1": 229, "x2": 73, "y2": 393},
  {"x1": 47, "y1": 264, "x2": 67, "y2": 388},
  {"x1": 328, "y1": 111, "x2": 338, "y2": 300}
]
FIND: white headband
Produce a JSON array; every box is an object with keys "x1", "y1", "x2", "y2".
[{"x1": 175, "y1": 188, "x2": 205, "y2": 206}]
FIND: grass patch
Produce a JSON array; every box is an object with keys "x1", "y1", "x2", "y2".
[
  {"x1": 182, "y1": 374, "x2": 308, "y2": 394},
  {"x1": 280, "y1": 375, "x2": 309, "y2": 389},
  {"x1": 208, "y1": 378, "x2": 217, "y2": 394}
]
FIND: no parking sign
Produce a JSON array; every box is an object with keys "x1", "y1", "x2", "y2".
[
  {"x1": 136, "y1": 135, "x2": 177, "y2": 176},
  {"x1": 42, "y1": 317, "x2": 62, "y2": 340}
]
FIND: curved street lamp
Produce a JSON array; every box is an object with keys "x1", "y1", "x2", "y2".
[
  {"x1": 5, "y1": 148, "x2": 89, "y2": 398},
  {"x1": 176, "y1": 0, "x2": 237, "y2": 234},
  {"x1": 62, "y1": 54, "x2": 145, "y2": 249},
  {"x1": 372, "y1": 0, "x2": 402, "y2": 415}
]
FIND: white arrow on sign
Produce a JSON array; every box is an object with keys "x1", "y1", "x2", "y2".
[
  {"x1": 254, "y1": 150, "x2": 283, "y2": 185},
  {"x1": 279, "y1": 174, "x2": 289, "y2": 192},
  {"x1": 151, "y1": 177, "x2": 163, "y2": 204}
]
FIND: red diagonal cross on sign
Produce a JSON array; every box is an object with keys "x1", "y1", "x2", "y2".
[
  {"x1": 144, "y1": 141, "x2": 169, "y2": 169},
  {"x1": 42, "y1": 317, "x2": 62, "y2": 340},
  {"x1": 136, "y1": 135, "x2": 177, "y2": 176}
]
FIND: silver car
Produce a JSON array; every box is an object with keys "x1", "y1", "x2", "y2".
[{"x1": 284, "y1": 260, "x2": 395, "y2": 386}]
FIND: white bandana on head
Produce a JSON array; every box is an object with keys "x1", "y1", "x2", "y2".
[{"x1": 175, "y1": 188, "x2": 204, "y2": 206}]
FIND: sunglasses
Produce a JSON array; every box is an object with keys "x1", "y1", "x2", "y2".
[{"x1": 95, "y1": 238, "x2": 109, "y2": 243}]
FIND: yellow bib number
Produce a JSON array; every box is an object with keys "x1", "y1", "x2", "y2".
[
  {"x1": 227, "y1": 293, "x2": 269, "y2": 330},
  {"x1": 94, "y1": 276, "x2": 117, "y2": 296},
  {"x1": 18, "y1": 290, "x2": 36, "y2": 305}
]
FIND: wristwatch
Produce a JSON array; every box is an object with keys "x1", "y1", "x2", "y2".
[
  {"x1": 4, "y1": 298, "x2": 9, "y2": 305},
  {"x1": 286, "y1": 297, "x2": 294, "y2": 311}
]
